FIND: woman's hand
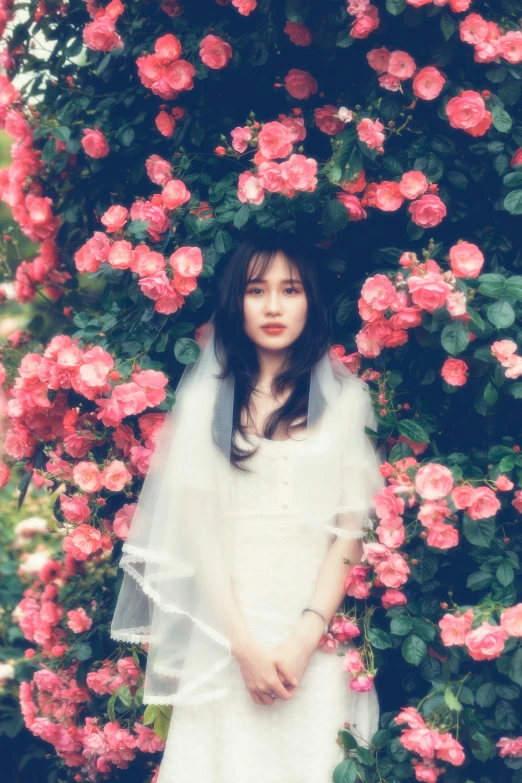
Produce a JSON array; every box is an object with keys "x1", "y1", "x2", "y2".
[
  {"x1": 271, "y1": 632, "x2": 315, "y2": 694},
  {"x1": 233, "y1": 635, "x2": 297, "y2": 706}
]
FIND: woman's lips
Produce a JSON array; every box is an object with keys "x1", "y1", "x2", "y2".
[{"x1": 261, "y1": 326, "x2": 285, "y2": 335}]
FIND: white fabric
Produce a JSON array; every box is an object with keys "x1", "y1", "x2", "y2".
[{"x1": 157, "y1": 428, "x2": 380, "y2": 783}]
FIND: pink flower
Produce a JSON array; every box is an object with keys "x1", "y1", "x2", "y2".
[
  {"x1": 199, "y1": 34, "x2": 233, "y2": 70},
  {"x1": 497, "y1": 736, "x2": 522, "y2": 758},
  {"x1": 413, "y1": 761, "x2": 442, "y2": 783},
  {"x1": 336, "y1": 193, "x2": 368, "y2": 220},
  {"x1": 500, "y1": 31, "x2": 522, "y2": 64},
  {"x1": 169, "y1": 246, "x2": 203, "y2": 277},
  {"x1": 230, "y1": 126, "x2": 252, "y2": 153},
  {"x1": 108, "y1": 240, "x2": 133, "y2": 269},
  {"x1": 73, "y1": 461, "x2": 102, "y2": 493},
  {"x1": 459, "y1": 13, "x2": 489, "y2": 45},
  {"x1": 81, "y1": 127, "x2": 109, "y2": 159},
  {"x1": 381, "y1": 589, "x2": 407, "y2": 609},
  {"x1": 449, "y1": 241, "x2": 485, "y2": 278},
  {"x1": 495, "y1": 474, "x2": 514, "y2": 492},
  {"x1": 237, "y1": 172, "x2": 265, "y2": 205},
  {"x1": 314, "y1": 105, "x2": 344, "y2": 136},
  {"x1": 375, "y1": 181, "x2": 404, "y2": 211},
  {"x1": 101, "y1": 460, "x2": 132, "y2": 492},
  {"x1": 162, "y1": 179, "x2": 191, "y2": 210},
  {"x1": 67, "y1": 608, "x2": 93, "y2": 633},
  {"x1": 426, "y1": 520, "x2": 459, "y2": 549},
  {"x1": 330, "y1": 615, "x2": 360, "y2": 641},
  {"x1": 351, "y1": 6, "x2": 379, "y2": 39},
  {"x1": 415, "y1": 463, "x2": 454, "y2": 500},
  {"x1": 62, "y1": 524, "x2": 112, "y2": 561},
  {"x1": 409, "y1": 194, "x2": 447, "y2": 227},
  {"x1": 367, "y1": 46, "x2": 391, "y2": 72},
  {"x1": 280, "y1": 154, "x2": 317, "y2": 192},
  {"x1": 400, "y1": 727, "x2": 441, "y2": 759},
  {"x1": 257, "y1": 121, "x2": 294, "y2": 160},
  {"x1": 284, "y1": 68, "x2": 318, "y2": 100},
  {"x1": 145, "y1": 154, "x2": 173, "y2": 186},
  {"x1": 413, "y1": 66, "x2": 446, "y2": 100},
  {"x1": 83, "y1": 17, "x2": 123, "y2": 53},
  {"x1": 394, "y1": 706, "x2": 426, "y2": 731},
  {"x1": 357, "y1": 117, "x2": 385, "y2": 149},
  {"x1": 441, "y1": 358, "x2": 468, "y2": 386},
  {"x1": 399, "y1": 171, "x2": 429, "y2": 199},
  {"x1": 133, "y1": 722, "x2": 166, "y2": 753},
  {"x1": 374, "y1": 552, "x2": 410, "y2": 589},
  {"x1": 446, "y1": 90, "x2": 492, "y2": 136},
  {"x1": 101, "y1": 205, "x2": 128, "y2": 232},
  {"x1": 466, "y1": 486, "x2": 500, "y2": 520},
  {"x1": 349, "y1": 672, "x2": 375, "y2": 691},
  {"x1": 388, "y1": 50, "x2": 417, "y2": 80},
  {"x1": 500, "y1": 604, "x2": 522, "y2": 637},
  {"x1": 156, "y1": 111, "x2": 176, "y2": 137},
  {"x1": 465, "y1": 621, "x2": 508, "y2": 660},
  {"x1": 491, "y1": 339, "x2": 518, "y2": 364},
  {"x1": 342, "y1": 648, "x2": 365, "y2": 674},
  {"x1": 232, "y1": 0, "x2": 257, "y2": 15},
  {"x1": 112, "y1": 503, "x2": 136, "y2": 540},
  {"x1": 284, "y1": 21, "x2": 312, "y2": 47},
  {"x1": 451, "y1": 484, "x2": 475, "y2": 509}
]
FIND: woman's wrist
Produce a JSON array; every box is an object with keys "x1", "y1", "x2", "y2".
[{"x1": 294, "y1": 610, "x2": 328, "y2": 653}]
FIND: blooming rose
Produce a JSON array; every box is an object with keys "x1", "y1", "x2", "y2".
[
  {"x1": 446, "y1": 90, "x2": 492, "y2": 136},
  {"x1": 162, "y1": 179, "x2": 191, "y2": 210},
  {"x1": 357, "y1": 117, "x2": 385, "y2": 149},
  {"x1": 466, "y1": 486, "x2": 501, "y2": 520},
  {"x1": 231, "y1": 126, "x2": 252, "y2": 153},
  {"x1": 237, "y1": 172, "x2": 265, "y2": 205},
  {"x1": 284, "y1": 68, "x2": 318, "y2": 100},
  {"x1": 169, "y1": 246, "x2": 203, "y2": 277},
  {"x1": 101, "y1": 204, "x2": 128, "y2": 232},
  {"x1": 83, "y1": 17, "x2": 123, "y2": 53},
  {"x1": 415, "y1": 462, "x2": 454, "y2": 500},
  {"x1": 399, "y1": 171, "x2": 429, "y2": 199},
  {"x1": 375, "y1": 181, "x2": 404, "y2": 211},
  {"x1": 374, "y1": 552, "x2": 410, "y2": 588},
  {"x1": 500, "y1": 604, "x2": 522, "y2": 637},
  {"x1": 497, "y1": 736, "x2": 522, "y2": 758},
  {"x1": 336, "y1": 193, "x2": 367, "y2": 221},
  {"x1": 67, "y1": 607, "x2": 92, "y2": 633},
  {"x1": 449, "y1": 241, "x2": 484, "y2": 278},
  {"x1": 412, "y1": 66, "x2": 446, "y2": 100},
  {"x1": 81, "y1": 127, "x2": 109, "y2": 158},
  {"x1": 387, "y1": 50, "x2": 417, "y2": 80},
  {"x1": 199, "y1": 34, "x2": 233, "y2": 69},
  {"x1": 465, "y1": 621, "x2": 508, "y2": 660},
  {"x1": 342, "y1": 649, "x2": 365, "y2": 674},
  {"x1": 284, "y1": 21, "x2": 312, "y2": 47},
  {"x1": 257, "y1": 121, "x2": 294, "y2": 160},
  {"x1": 381, "y1": 589, "x2": 407, "y2": 609},
  {"x1": 409, "y1": 194, "x2": 447, "y2": 227},
  {"x1": 441, "y1": 358, "x2": 468, "y2": 386}
]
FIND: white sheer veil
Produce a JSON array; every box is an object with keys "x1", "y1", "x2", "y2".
[{"x1": 110, "y1": 311, "x2": 385, "y2": 706}]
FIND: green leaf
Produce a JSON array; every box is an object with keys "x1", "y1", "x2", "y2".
[
  {"x1": 462, "y1": 515, "x2": 496, "y2": 547},
  {"x1": 467, "y1": 570, "x2": 493, "y2": 591},
  {"x1": 441, "y1": 320, "x2": 469, "y2": 355},
  {"x1": 492, "y1": 105, "x2": 512, "y2": 133},
  {"x1": 386, "y1": 0, "x2": 406, "y2": 14},
  {"x1": 322, "y1": 200, "x2": 349, "y2": 234},
  {"x1": 153, "y1": 712, "x2": 171, "y2": 741},
  {"x1": 505, "y1": 276, "x2": 522, "y2": 301},
  {"x1": 475, "y1": 682, "x2": 497, "y2": 707},
  {"x1": 496, "y1": 562, "x2": 515, "y2": 587},
  {"x1": 487, "y1": 300, "x2": 515, "y2": 328},
  {"x1": 508, "y1": 648, "x2": 522, "y2": 687},
  {"x1": 143, "y1": 705, "x2": 160, "y2": 725},
  {"x1": 116, "y1": 685, "x2": 132, "y2": 707},
  {"x1": 285, "y1": 0, "x2": 309, "y2": 23},
  {"x1": 470, "y1": 732, "x2": 496, "y2": 762},
  {"x1": 120, "y1": 128, "x2": 135, "y2": 147},
  {"x1": 371, "y1": 729, "x2": 392, "y2": 749},
  {"x1": 333, "y1": 758, "x2": 357, "y2": 783},
  {"x1": 396, "y1": 419, "x2": 429, "y2": 443},
  {"x1": 444, "y1": 686, "x2": 462, "y2": 712},
  {"x1": 107, "y1": 695, "x2": 116, "y2": 722},
  {"x1": 368, "y1": 628, "x2": 393, "y2": 649},
  {"x1": 174, "y1": 337, "x2": 200, "y2": 365},
  {"x1": 504, "y1": 190, "x2": 522, "y2": 214},
  {"x1": 390, "y1": 615, "x2": 412, "y2": 636},
  {"x1": 402, "y1": 635, "x2": 427, "y2": 666},
  {"x1": 495, "y1": 699, "x2": 518, "y2": 730},
  {"x1": 190, "y1": 120, "x2": 204, "y2": 147},
  {"x1": 233, "y1": 204, "x2": 250, "y2": 229},
  {"x1": 503, "y1": 172, "x2": 522, "y2": 188},
  {"x1": 214, "y1": 229, "x2": 234, "y2": 254},
  {"x1": 336, "y1": 29, "x2": 353, "y2": 48}
]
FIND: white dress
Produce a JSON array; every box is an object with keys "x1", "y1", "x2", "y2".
[{"x1": 156, "y1": 428, "x2": 379, "y2": 783}]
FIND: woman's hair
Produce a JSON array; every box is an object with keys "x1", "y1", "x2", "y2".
[{"x1": 212, "y1": 229, "x2": 331, "y2": 471}]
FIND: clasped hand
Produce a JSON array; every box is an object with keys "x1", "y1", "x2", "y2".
[{"x1": 236, "y1": 633, "x2": 314, "y2": 706}]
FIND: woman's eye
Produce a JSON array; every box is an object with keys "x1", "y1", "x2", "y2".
[{"x1": 246, "y1": 286, "x2": 301, "y2": 295}]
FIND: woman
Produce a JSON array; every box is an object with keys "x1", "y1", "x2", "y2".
[{"x1": 111, "y1": 230, "x2": 385, "y2": 782}]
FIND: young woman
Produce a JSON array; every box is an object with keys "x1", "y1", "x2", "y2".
[{"x1": 111, "y1": 230, "x2": 385, "y2": 782}]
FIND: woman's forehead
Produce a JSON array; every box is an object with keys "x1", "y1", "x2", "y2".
[{"x1": 247, "y1": 250, "x2": 301, "y2": 280}]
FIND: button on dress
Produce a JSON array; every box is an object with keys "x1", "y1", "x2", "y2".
[{"x1": 156, "y1": 426, "x2": 379, "y2": 783}]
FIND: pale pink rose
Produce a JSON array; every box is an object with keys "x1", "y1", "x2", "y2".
[
  {"x1": 495, "y1": 475, "x2": 514, "y2": 491},
  {"x1": 231, "y1": 126, "x2": 252, "y2": 153},
  {"x1": 145, "y1": 154, "x2": 172, "y2": 186},
  {"x1": 132, "y1": 369, "x2": 168, "y2": 407},
  {"x1": 133, "y1": 249, "x2": 166, "y2": 277},
  {"x1": 319, "y1": 632, "x2": 339, "y2": 652},
  {"x1": 154, "y1": 32, "x2": 182, "y2": 61},
  {"x1": 400, "y1": 727, "x2": 441, "y2": 759},
  {"x1": 73, "y1": 461, "x2": 103, "y2": 493},
  {"x1": 441, "y1": 358, "x2": 468, "y2": 386},
  {"x1": 139, "y1": 272, "x2": 172, "y2": 301},
  {"x1": 62, "y1": 524, "x2": 112, "y2": 561},
  {"x1": 375, "y1": 552, "x2": 410, "y2": 589},
  {"x1": 349, "y1": 672, "x2": 375, "y2": 691},
  {"x1": 361, "y1": 274, "x2": 398, "y2": 311},
  {"x1": 280, "y1": 154, "x2": 317, "y2": 191},
  {"x1": 257, "y1": 121, "x2": 294, "y2": 160},
  {"x1": 466, "y1": 486, "x2": 500, "y2": 520},
  {"x1": 330, "y1": 616, "x2": 360, "y2": 641},
  {"x1": 351, "y1": 7, "x2": 380, "y2": 39},
  {"x1": 374, "y1": 486, "x2": 406, "y2": 521},
  {"x1": 379, "y1": 73, "x2": 401, "y2": 91},
  {"x1": 426, "y1": 520, "x2": 459, "y2": 549},
  {"x1": 60, "y1": 493, "x2": 91, "y2": 525},
  {"x1": 412, "y1": 66, "x2": 446, "y2": 100},
  {"x1": 101, "y1": 460, "x2": 132, "y2": 492},
  {"x1": 465, "y1": 621, "x2": 508, "y2": 660},
  {"x1": 409, "y1": 194, "x2": 447, "y2": 227},
  {"x1": 284, "y1": 21, "x2": 312, "y2": 47},
  {"x1": 394, "y1": 706, "x2": 426, "y2": 731},
  {"x1": 342, "y1": 648, "x2": 365, "y2": 674},
  {"x1": 451, "y1": 484, "x2": 475, "y2": 509},
  {"x1": 314, "y1": 105, "x2": 344, "y2": 136},
  {"x1": 407, "y1": 271, "x2": 452, "y2": 312},
  {"x1": 504, "y1": 354, "x2": 522, "y2": 379},
  {"x1": 362, "y1": 541, "x2": 391, "y2": 565},
  {"x1": 74, "y1": 245, "x2": 102, "y2": 273},
  {"x1": 162, "y1": 179, "x2": 191, "y2": 210},
  {"x1": 237, "y1": 172, "x2": 265, "y2": 205},
  {"x1": 446, "y1": 290, "x2": 467, "y2": 316},
  {"x1": 101, "y1": 204, "x2": 128, "y2": 232},
  {"x1": 446, "y1": 90, "x2": 486, "y2": 130},
  {"x1": 497, "y1": 737, "x2": 522, "y2": 758},
  {"x1": 413, "y1": 762, "x2": 441, "y2": 783},
  {"x1": 376, "y1": 518, "x2": 405, "y2": 549},
  {"x1": 108, "y1": 240, "x2": 133, "y2": 269},
  {"x1": 500, "y1": 604, "x2": 522, "y2": 637},
  {"x1": 86, "y1": 232, "x2": 112, "y2": 261},
  {"x1": 399, "y1": 171, "x2": 429, "y2": 199},
  {"x1": 388, "y1": 50, "x2": 417, "y2": 80},
  {"x1": 381, "y1": 589, "x2": 407, "y2": 609},
  {"x1": 375, "y1": 181, "x2": 404, "y2": 211},
  {"x1": 129, "y1": 200, "x2": 170, "y2": 241},
  {"x1": 500, "y1": 31, "x2": 522, "y2": 64},
  {"x1": 83, "y1": 17, "x2": 123, "y2": 53},
  {"x1": 436, "y1": 733, "x2": 465, "y2": 766},
  {"x1": 169, "y1": 246, "x2": 203, "y2": 277},
  {"x1": 449, "y1": 0, "x2": 472, "y2": 11},
  {"x1": 163, "y1": 59, "x2": 196, "y2": 91},
  {"x1": 336, "y1": 193, "x2": 368, "y2": 220},
  {"x1": 367, "y1": 46, "x2": 391, "y2": 72},
  {"x1": 232, "y1": 0, "x2": 257, "y2": 15},
  {"x1": 284, "y1": 68, "x2": 318, "y2": 100},
  {"x1": 449, "y1": 240, "x2": 484, "y2": 278},
  {"x1": 199, "y1": 34, "x2": 233, "y2": 69},
  {"x1": 344, "y1": 564, "x2": 371, "y2": 599},
  {"x1": 357, "y1": 117, "x2": 385, "y2": 149},
  {"x1": 491, "y1": 339, "x2": 518, "y2": 363},
  {"x1": 81, "y1": 127, "x2": 109, "y2": 158},
  {"x1": 415, "y1": 463, "x2": 454, "y2": 500},
  {"x1": 67, "y1": 607, "x2": 93, "y2": 633},
  {"x1": 257, "y1": 161, "x2": 284, "y2": 192},
  {"x1": 134, "y1": 723, "x2": 166, "y2": 753},
  {"x1": 155, "y1": 111, "x2": 176, "y2": 137},
  {"x1": 460, "y1": 13, "x2": 489, "y2": 44}
]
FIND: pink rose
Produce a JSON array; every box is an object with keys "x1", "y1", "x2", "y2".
[
  {"x1": 314, "y1": 105, "x2": 344, "y2": 136},
  {"x1": 374, "y1": 552, "x2": 410, "y2": 589},
  {"x1": 162, "y1": 179, "x2": 191, "y2": 210},
  {"x1": 446, "y1": 90, "x2": 489, "y2": 133},
  {"x1": 388, "y1": 50, "x2": 417, "y2": 80},
  {"x1": 375, "y1": 181, "x2": 404, "y2": 211},
  {"x1": 466, "y1": 486, "x2": 501, "y2": 520},
  {"x1": 101, "y1": 460, "x2": 132, "y2": 492},
  {"x1": 145, "y1": 154, "x2": 172, "y2": 186},
  {"x1": 108, "y1": 240, "x2": 133, "y2": 269},
  {"x1": 330, "y1": 615, "x2": 360, "y2": 641},
  {"x1": 231, "y1": 0, "x2": 257, "y2": 15},
  {"x1": 409, "y1": 194, "x2": 447, "y2": 227},
  {"x1": 83, "y1": 17, "x2": 123, "y2": 53},
  {"x1": 497, "y1": 736, "x2": 522, "y2": 758},
  {"x1": 500, "y1": 31, "x2": 522, "y2": 64},
  {"x1": 465, "y1": 621, "x2": 508, "y2": 660},
  {"x1": 336, "y1": 193, "x2": 367, "y2": 220},
  {"x1": 284, "y1": 21, "x2": 312, "y2": 47},
  {"x1": 67, "y1": 608, "x2": 93, "y2": 633},
  {"x1": 413, "y1": 66, "x2": 446, "y2": 100},
  {"x1": 163, "y1": 59, "x2": 196, "y2": 91},
  {"x1": 436, "y1": 733, "x2": 465, "y2": 766},
  {"x1": 399, "y1": 171, "x2": 429, "y2": 199},
  {"x1": 154, "y1": 33, "x2": 182, "y2": 61},
  {"x1": 342, "y1": 648, "x2": 365, "y2": 674},
  {"x1": 169, "y1": 246, "x2": 203, "y2": 277},
  {"x1": 357, "y1": 117, "x2": 385, "y2": 149},
  {"x1": 351, "y1": 7, "x2": 379, "y2": 39},
  {"x1": 349, "y1": 672, "x2": 375, "y2": 691},
  {"x1": 257, "y1": 162, "x2": 284, "y2": 193},
  {"x1": 500, "y1": 604, "x2": 522, "y2": 637},
  {"x1": 73, "y1": 461, "x2": 102, "y2": 493},
  {"x1": 199, "y1": 34, "x2": 233, "y2": 70},
  {"x1": 284, "y1": 68, "x2": 318, "y2": 100},
  {"x1": 81, "y1": 127, "x2": 109, "y2": 159},
  {"x1": 491, "y1": 339, "x2": 518, "y2": 364},
  {"x1": 459, "y1": 14, "x2": 489, "y2": 45},
  {"x1": 415, "y1": 463, "x2": 454, "y2": 500},
  {"x1": 100, "y1": 204, "x2": 128, "y2": 232},
  {"x1": 230, "y1": 126, "x2": 252, "y2": 153},
  {"x1": 367, "y1": 46, "x2": 391, "y2": 72},
  {"x1": 237, "y1": 172, "x2": 265, "y2": 205},
  {"x1": 156, "y1": 111, "x2": 176, "y2": 137},
  {"x1": 449, "y1": 240, "x2": 484, "y2": 278},
  {"x1": 257, "y1": 121, "x2": 294, "y2": 160},
  {"x1": 381, "y1": 589, "x2": 407, "y2": 609},
  {"x1": 441, "y1": 358, "x2": 468, "y2": 386},
  {"x1": 280, "y1": 154, "x2": 317, "y2": 192}
]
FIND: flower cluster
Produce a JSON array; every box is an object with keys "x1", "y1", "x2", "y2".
[
  {"x1": 394, "y1": 706, "x2": 465, "y2": 782},
  {"x1": 82, "y1": 0, "x2": 124, "y2": 54},
  {"x1": 491, "y1": 339, "x2": 522, "y2": 380},
  {"x1": 439, "y1": 602, "x2": 522, "y2": 660},
  {"x1": 367, "y1": 47, "x2": 446, "y2": 100},
  {"x1": 346, "y1": 0, "x2": 380, "y2": 41},
  {"x1": 459, "y1": 12, "x2": 522, "y2": 65}
]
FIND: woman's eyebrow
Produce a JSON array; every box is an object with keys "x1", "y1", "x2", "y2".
[{"x1": 247, "y1": 277, "x2": 302, "y2": 284}]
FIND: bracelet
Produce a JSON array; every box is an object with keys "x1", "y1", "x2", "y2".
[{"x1": 301, "y1": 607, "x2": 329, "y2": 636}]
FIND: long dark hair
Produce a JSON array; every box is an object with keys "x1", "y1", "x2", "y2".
[{"x1": 212, "y1": 229, "x2": 331, "y2": 471}]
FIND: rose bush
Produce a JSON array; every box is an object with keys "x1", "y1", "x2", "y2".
[{"x1": 0, "y1": 0, "x2": 522, "y2": 781}]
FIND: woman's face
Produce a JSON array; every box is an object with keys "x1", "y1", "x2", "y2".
[{"x1": 242, "y1": 250, "x2": 308, "y2": 352}]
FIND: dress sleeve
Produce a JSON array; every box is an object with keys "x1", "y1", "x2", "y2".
[{"x1": 335, "y1": 383, "x2": 386, "y2": 539}]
